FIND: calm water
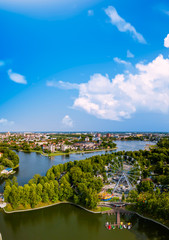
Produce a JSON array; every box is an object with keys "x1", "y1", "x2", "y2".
[
  {"x1": 0, "y1": 141, "x2": 156, "y2": 190},
  {"x1": 1, "y1": 140, "x2": 167, "y2": 240},
  {"x1": 0, "y1": 204, "x2": 168, "y2": 240}
]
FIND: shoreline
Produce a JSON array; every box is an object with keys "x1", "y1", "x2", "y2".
[
  {"x1": 3, "y1": 202, "x2": 169, "y2": 231},
  {"x1": 16, "y1": 148, "x2": 117, "y2": 157},
  {"x1": 47, "y1": 148, "x2": 117, "y2": 157},
  {"x1": 126, "y1": 209, "x2": 169, "y2": 231},
  {"x1": 3, "y1": 201, "x2": 101, "y2": 214}
]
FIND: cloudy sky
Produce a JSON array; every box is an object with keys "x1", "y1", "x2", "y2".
[{"x1": 0, "y1": 0, "x2": 169, "y2": 132}]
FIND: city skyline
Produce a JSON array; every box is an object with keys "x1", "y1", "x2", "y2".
[{"x1": 1, "y1": 0, "x2": 169, "y2": 132}]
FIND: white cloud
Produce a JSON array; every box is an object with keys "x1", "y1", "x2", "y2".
[
  {"x1": 62, "y1": 115, "x2": 73, "y2": 127},
  {"x1": 57, "y1": 54, "x2": 169, "y2": 121},
  {"x1": 164, "y1": 34, "x2": 169, "y2": 48},
  {"x1": 0, "y1": 118, "x2": 14, "y2": 125},
  {"x1": 8, "y1": 69, "x2": 27, "y2": 84},
  {"x1": 114, "y1": 57, "x2": 131, "y2": 65},
  {"x1": 88, "y1": 10, "x2": 94, "y2": 16},
  {"x1": 47, "y1": 80, "x2": 79, "y2": 90},
  {"x1": 0, "y1": 61, "x2": 5, "y2": 67},
  {"x1": 105, "y1": 6, "x2": 146, "y2": 44},
  {"x1": 127, "y1": 50, "x2": 134, "y2": 58}
]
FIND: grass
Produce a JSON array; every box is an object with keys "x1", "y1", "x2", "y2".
[
  {"x1": 47, "y1": 148, "x2": 117, "y2": 157},
  {"x1": 93, "y1": 206, "x2": 112, "y2": 212},
  {"x1": 4, "y1": 201, "x2": 60, "y2": 212},
  {"x1": 17, "y1": 148, "x2": 117, "y2": 157},
  {"x1": 5, "y1": 201, "x2": 103, "y2": 215},
  {"x1": 13, "y1": 164, "x2": 19, "y2": 169}
]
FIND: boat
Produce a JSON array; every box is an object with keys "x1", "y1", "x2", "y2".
[
  {"x1": 111, "y1": 225, "x2": 115, "y2": 229},
  {"x1": 105, "y1": 222, "x2": 112, "y2": 230},
  {"x1": 108, "y1": 225, "x2": 111, "y2": 230},
  {"x1": 119, "y1": 225, "x2": 123, "y2": 229},
  {"x1": 127, "y1": 223, "x2": 132, "y2": 229}
]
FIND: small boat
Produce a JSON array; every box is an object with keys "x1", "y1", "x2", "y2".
[
  {"x1": 127, "y1": 223, "x2": 132, "y2": 229},
  {"x1": 105, "y1": 222, "x2": 109, "y2": 227},
  {"x1": 108, "y1": 225, "x2": 111, "y2": 230},
  {"x1": 119, "y1": 225, "x2": 123, "y2": 229},
  {"x1": 111, "y1": 225, "x2": 115, "y2": 229}
]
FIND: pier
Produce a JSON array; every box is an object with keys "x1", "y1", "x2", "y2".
[{"x1": 100, "y1": 202, "x2": 133, "y2": 228}]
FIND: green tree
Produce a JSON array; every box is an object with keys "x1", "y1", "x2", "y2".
[
  {"x1": 59, "y1": 178, "x2": 73, "y2": 201},
  {"x1": 9, "y1": 185, "x2": 20, "y2": 208},
  {"x1": 29, "y1": 184, "x2": 38, "y2": 208},
  {"x1": 121, "y1": 192, "x2": 125, "y2": 202},
  {"x1": 4, "y1": 185, "x2": 11, "y2": 202}
]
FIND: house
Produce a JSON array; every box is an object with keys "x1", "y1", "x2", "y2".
[
  {"x1": 48, "y1": 144, "x2": 55, "y2": 153},
  {"x1": 42, "y1": 145, "x2": 48, "y2": 151},
  {"x1": 106, "y1": 133, "x2": 111, "y2": 138},
  {"x1": 61, "y1": 144, "x2": 70, "y2": 152},
  {"x1": 92, "y1": 137, "x2": 101, "y2": 141},
  {"x1": 96, "y1": 133, "x2": 101, "y2": 137},
  {"x1": 1, "y1": 168, "x2": 13, "y2": 175},
  {"x1": 85, "y1": 137, "x2": 90, "y2": 142}
]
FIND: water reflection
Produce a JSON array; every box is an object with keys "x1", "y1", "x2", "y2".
[{"x1": 0, "y1": 205, "x2": 168, "y2": 240}]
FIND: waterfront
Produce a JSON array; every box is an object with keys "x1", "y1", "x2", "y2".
[
  {"x1": 0, "y1": 141, "x2": 155, "y2": 190},
  {"x1": 0, "y1": 140, "x2": 168, "y2": 240},
  {"x1": 0, "y1": 204, "x2": 168, "y2": 240}
]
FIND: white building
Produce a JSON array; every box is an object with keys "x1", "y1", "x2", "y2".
[
  {"x1": 85, "y1": 137, "x2": 90, "y2": 142},
  {"x1": 48, "y1": 144, "x2": 55, "y2": 152},
  {"x1": 61, "y1": 144, "x2": 69, "y2": 151},
  {"x1": 1, "y1": 168, "x2": 13, "y2": 175}
]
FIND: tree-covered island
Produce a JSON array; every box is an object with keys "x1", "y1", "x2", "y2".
[{"x1": 0, "y1": 147, "x2": 19, "y2": 178}]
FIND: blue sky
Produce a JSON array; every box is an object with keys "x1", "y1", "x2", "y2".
[{"x1": 0, "y1": 0, "x2": 169, "y2": 132}]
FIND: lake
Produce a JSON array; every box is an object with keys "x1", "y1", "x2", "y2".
[
  {"x1": 0, "y1": 204, "x2": 168, "y2": 240},
  {"x1": 0, "y1": 141, "x2": 156, "y2": 190},
  {"x1": 0, "y1": 140, "x2": 168, "y2": 240}
]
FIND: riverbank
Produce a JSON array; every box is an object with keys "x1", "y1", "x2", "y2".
[
  {"x1": 3, "y1": 201, "x2": 169, "y2": 231},
  {"x1": 18, "y1": 148, "x2": 117, "y2": 157},
  {"x1": 3, "y1": 201, "x2": 110, "y2": 214},
  {"x1": 47, "y1": 148, "x2": 117, "y2": 157},
  {"x1": 126, "y1": 205, "x2": 169, "y2": 229}
]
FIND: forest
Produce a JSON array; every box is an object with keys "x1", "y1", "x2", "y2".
[{"x1": 126, "y1": 138, "x2": 169, "y2": 225}]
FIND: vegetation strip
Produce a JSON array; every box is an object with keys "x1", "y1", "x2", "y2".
[{"x1": 4, "y1": 202, "x2": 101, "y2": 214}]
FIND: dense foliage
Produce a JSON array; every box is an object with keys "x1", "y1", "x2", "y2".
[
  {"x1": 0, "y1": 147, "x2": 19, "y2": 170},
  {"x1": 4, "y1": 154, "x2": 114, "y2": 209},
  {"x1": 126, "y1": 139, "x2": 169, "y2": 223}
]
